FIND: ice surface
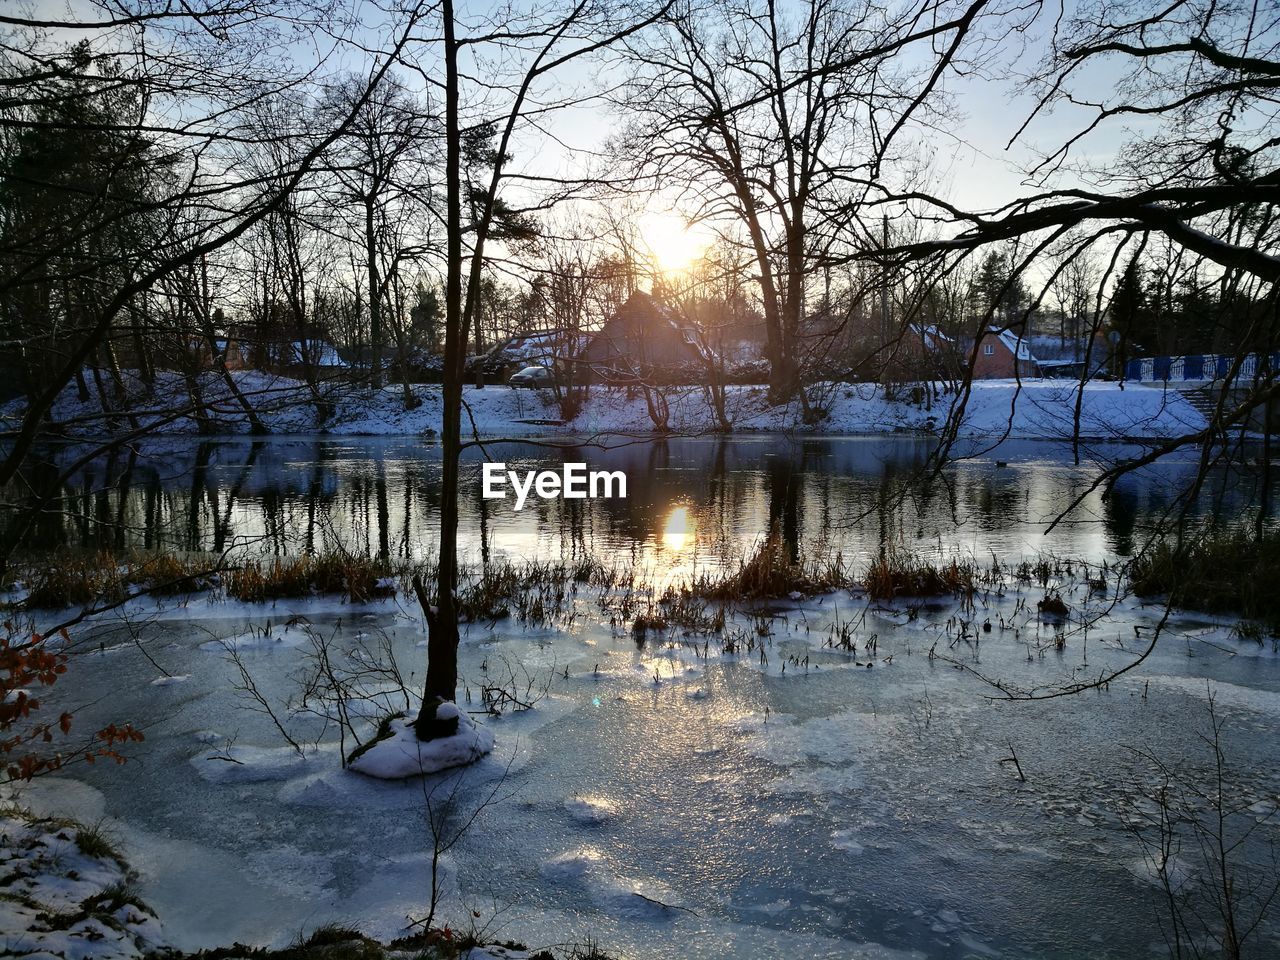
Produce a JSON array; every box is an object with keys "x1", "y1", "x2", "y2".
[{"x1": 13, "y1": 507, "x2": 1280, "y2": 960}]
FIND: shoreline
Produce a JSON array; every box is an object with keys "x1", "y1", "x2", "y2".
[{"x1": 4, "y1": 371, "x2": 1212, "y2": 446}]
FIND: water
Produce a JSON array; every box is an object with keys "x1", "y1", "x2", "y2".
[
  {"x1": 10, "y1": 436, "x2": 1280, "y2": 959},
  {"x1": 4, "y1": 433, "x2": 1265, "y2": 566}
]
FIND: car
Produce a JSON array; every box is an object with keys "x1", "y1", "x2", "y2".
[{"x1": 508, "y1": 365, "x2": 555, "y2": 388}]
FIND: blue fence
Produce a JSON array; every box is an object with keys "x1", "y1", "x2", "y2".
[{"x1": 1125, "y1": 352, "x2": 1280, "y2": 383}]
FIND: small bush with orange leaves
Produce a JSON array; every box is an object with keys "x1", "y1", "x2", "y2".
[{"x1": 1, "y1": 626, "x2": 144, "y2": 784}]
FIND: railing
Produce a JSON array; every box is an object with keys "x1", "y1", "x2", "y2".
[{"x1": 1125, "y1": 352, "x2": 1280, "y2": 383}]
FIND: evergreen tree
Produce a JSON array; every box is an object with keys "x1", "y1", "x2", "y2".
[
  {"x1": 1109, "y1": 257, "x2": 1154, "y2": 354},
  {"x1": 0, "y1": 43, "x2": 169, "y2": 398},
  {"x1": 969, "y1": 248, "x2": 1026, "y2": 328}
]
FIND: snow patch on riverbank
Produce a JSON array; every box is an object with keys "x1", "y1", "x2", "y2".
[
  {"x1": 0, "y1": 812, "x2": 166, "y2": 960},
  {"x1": 5, "y1": 370, "x2": 1208, "y2": 441}
]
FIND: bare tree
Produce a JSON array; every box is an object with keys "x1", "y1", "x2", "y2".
[
  {"x1": 615, "y1": 0, "x2": 998, "y2": 404},
  {"x1": 407, "y1": 0, "x2": 674, "y2": 730},
  {"x1": 0, "y1": 1, "x2": 425, "y2": 488},
  {"x1": 320, "y1": 74, "x2": 438, "y2": 392}
]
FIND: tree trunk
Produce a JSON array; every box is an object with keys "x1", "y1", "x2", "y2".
[
  {"x1": 365, "y1": 197, "x2": 384, "y2": 389},
  {"x1": 417, "y1": 0, "x2": 463, "y2": 731}
]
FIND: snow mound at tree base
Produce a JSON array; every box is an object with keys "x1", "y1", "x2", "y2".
[{"x1": 348, "y1": 705, "x2": 494, "y2": 779}]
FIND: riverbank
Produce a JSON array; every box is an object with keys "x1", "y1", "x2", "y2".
[
  {"x1": 0, "y1": 807, "x2": 604, "y2": 960},
  {"x1": 3, "y1": 370, "x2": 1208, "y2": 442}
]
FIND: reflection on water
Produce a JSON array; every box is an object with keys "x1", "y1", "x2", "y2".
[
  {"x1": 1, "y1": 434, "x2": 1269, "y2": 571},
  {"x1": 662, "y1": 505, "x2": 692, "y2": 553}
]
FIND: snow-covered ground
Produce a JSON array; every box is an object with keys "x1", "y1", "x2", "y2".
[
  {"x1": 0, "y1": 810, "x2": 167, "y2": 960},
  {"x1": 349, "y1": 705, "x2": 495, "y2": 779},
  {"x1": 2, "y1": 370, "x2": 1208, "y2": 442}
]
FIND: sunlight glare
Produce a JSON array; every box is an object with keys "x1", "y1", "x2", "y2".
[
  {"x1": 662, "y1": 505, "x2": 694, "y2": 552},
  {"x1": 640, "y1": 212, "x2": 711, "y2": 274}
]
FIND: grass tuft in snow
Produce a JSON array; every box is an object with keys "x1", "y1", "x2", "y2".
[
  {"x1": 74, "y1": 819, "x2": 123, "y2": 862},
  {"x1": 189, "y1": 926, "x2": 384, "y2": 960},
  {"x1": 561, "y1": 937, "x2": 618, "y2": 960}
]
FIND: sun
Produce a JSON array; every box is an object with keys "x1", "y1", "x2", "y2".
[{"x1": 639, "y1": 212, "x2": 711, "y2": 274}]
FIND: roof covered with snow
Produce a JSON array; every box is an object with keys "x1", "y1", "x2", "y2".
[{"x1": 989, "y1": 327, "x2": 1034, "y2": 362}]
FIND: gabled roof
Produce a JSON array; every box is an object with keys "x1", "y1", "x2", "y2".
[
  {"x1": 287, "y1": 340, "x2": 347, "y2": 367},
  {"x1": 988, "y1": 327, "x2": 1034, "y2": 362},
  {"x1": 909, "y1": 323, "x2": 954, "y2": 350},
  {"x1": 585, "y1": 290, "x2": 717, "y2": 363}
]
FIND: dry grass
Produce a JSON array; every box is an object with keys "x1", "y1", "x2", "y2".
[
  {"x1": 862, "y1": 551, "x2": 976, "y2": 601},
  {"x1": 225, "y1": 553, "x2": 398, "y2": 603},
  {"x1": 22, "y1": 550, "x2": 218, "y2": 608},
  {"x1": 1130, "y1": 528, "x2": 1280, "y2": 630},
  {"x1": 23, "y1": 551, "x2": 129, "y2": 608},
  {"x1": 695, "y1": 528, "x2": 849, "y2": 601}
]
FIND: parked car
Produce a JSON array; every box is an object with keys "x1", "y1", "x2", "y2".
[{"x1": 508, "y1": 364, "x2": 555, "y2": 388}]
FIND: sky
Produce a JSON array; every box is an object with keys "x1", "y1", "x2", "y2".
[{"x1": 11, "y1": 0, "x2": 1145, "y2": 269}]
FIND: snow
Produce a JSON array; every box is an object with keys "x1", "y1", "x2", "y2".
[
  {"x1": 0, "y1": 813, "x2": 166, "y2": 960},
  {"x1": 348, "y1": 705, "x2": 495, "y2": 779},
  {"x1": 188, "y1": 743, "x2": 326, "y2": 784},
  {"x1": 563, "y1": 795, "x2": 620, "y2": 825},
  {"x1": 464, "y1": 947, "x2": 531, "y2": 960},
  {"x1": 199, "y1": 622, "x2": 310, "y2": 652},
  {"x1": 4, "y1": 369, "x2": 1209, "y2": 442}
]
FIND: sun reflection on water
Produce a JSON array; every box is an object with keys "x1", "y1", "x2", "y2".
[{"x1": 662, "y1": 505, "x2": 693, "y2": 553}]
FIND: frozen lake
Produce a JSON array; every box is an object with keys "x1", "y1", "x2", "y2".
[{"x1": 13, "y1": 436, "x2": 1280, "y2": 959}]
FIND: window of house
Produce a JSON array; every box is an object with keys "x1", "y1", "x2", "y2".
[{"x1": 983, "y1": 343, "x2": 994, "y2": 356}]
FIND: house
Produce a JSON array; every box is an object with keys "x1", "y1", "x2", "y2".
[
  {"x1": 251, "y1": 338, "x2": 350, "y2": 373},
  {"x1": 971, "y1": 327, "x2": 1040, "y2": 379},
  {"x1": 192, "y1": 335, "x2": 248, "y2": 371},
  {"x1": 878, "y1": 322, "x2": 959, "y2": 382},
  {"x1": 965, "y1": 328, "x2": 1116, "y2": 380},
  {"x1": 287, "y1": 339, "x2": 347, "y2": 369},
  {"x1": 577, "y1": 291, "x2": 710, "y2": 384}
]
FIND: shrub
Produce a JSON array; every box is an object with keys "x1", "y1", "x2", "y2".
[
  {"x1": 863, "y1": 551, "x2": 976, "y2": 601},
  {"x1": 1130, "y1": 528, "x2": 1280, "y2": 628}
]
